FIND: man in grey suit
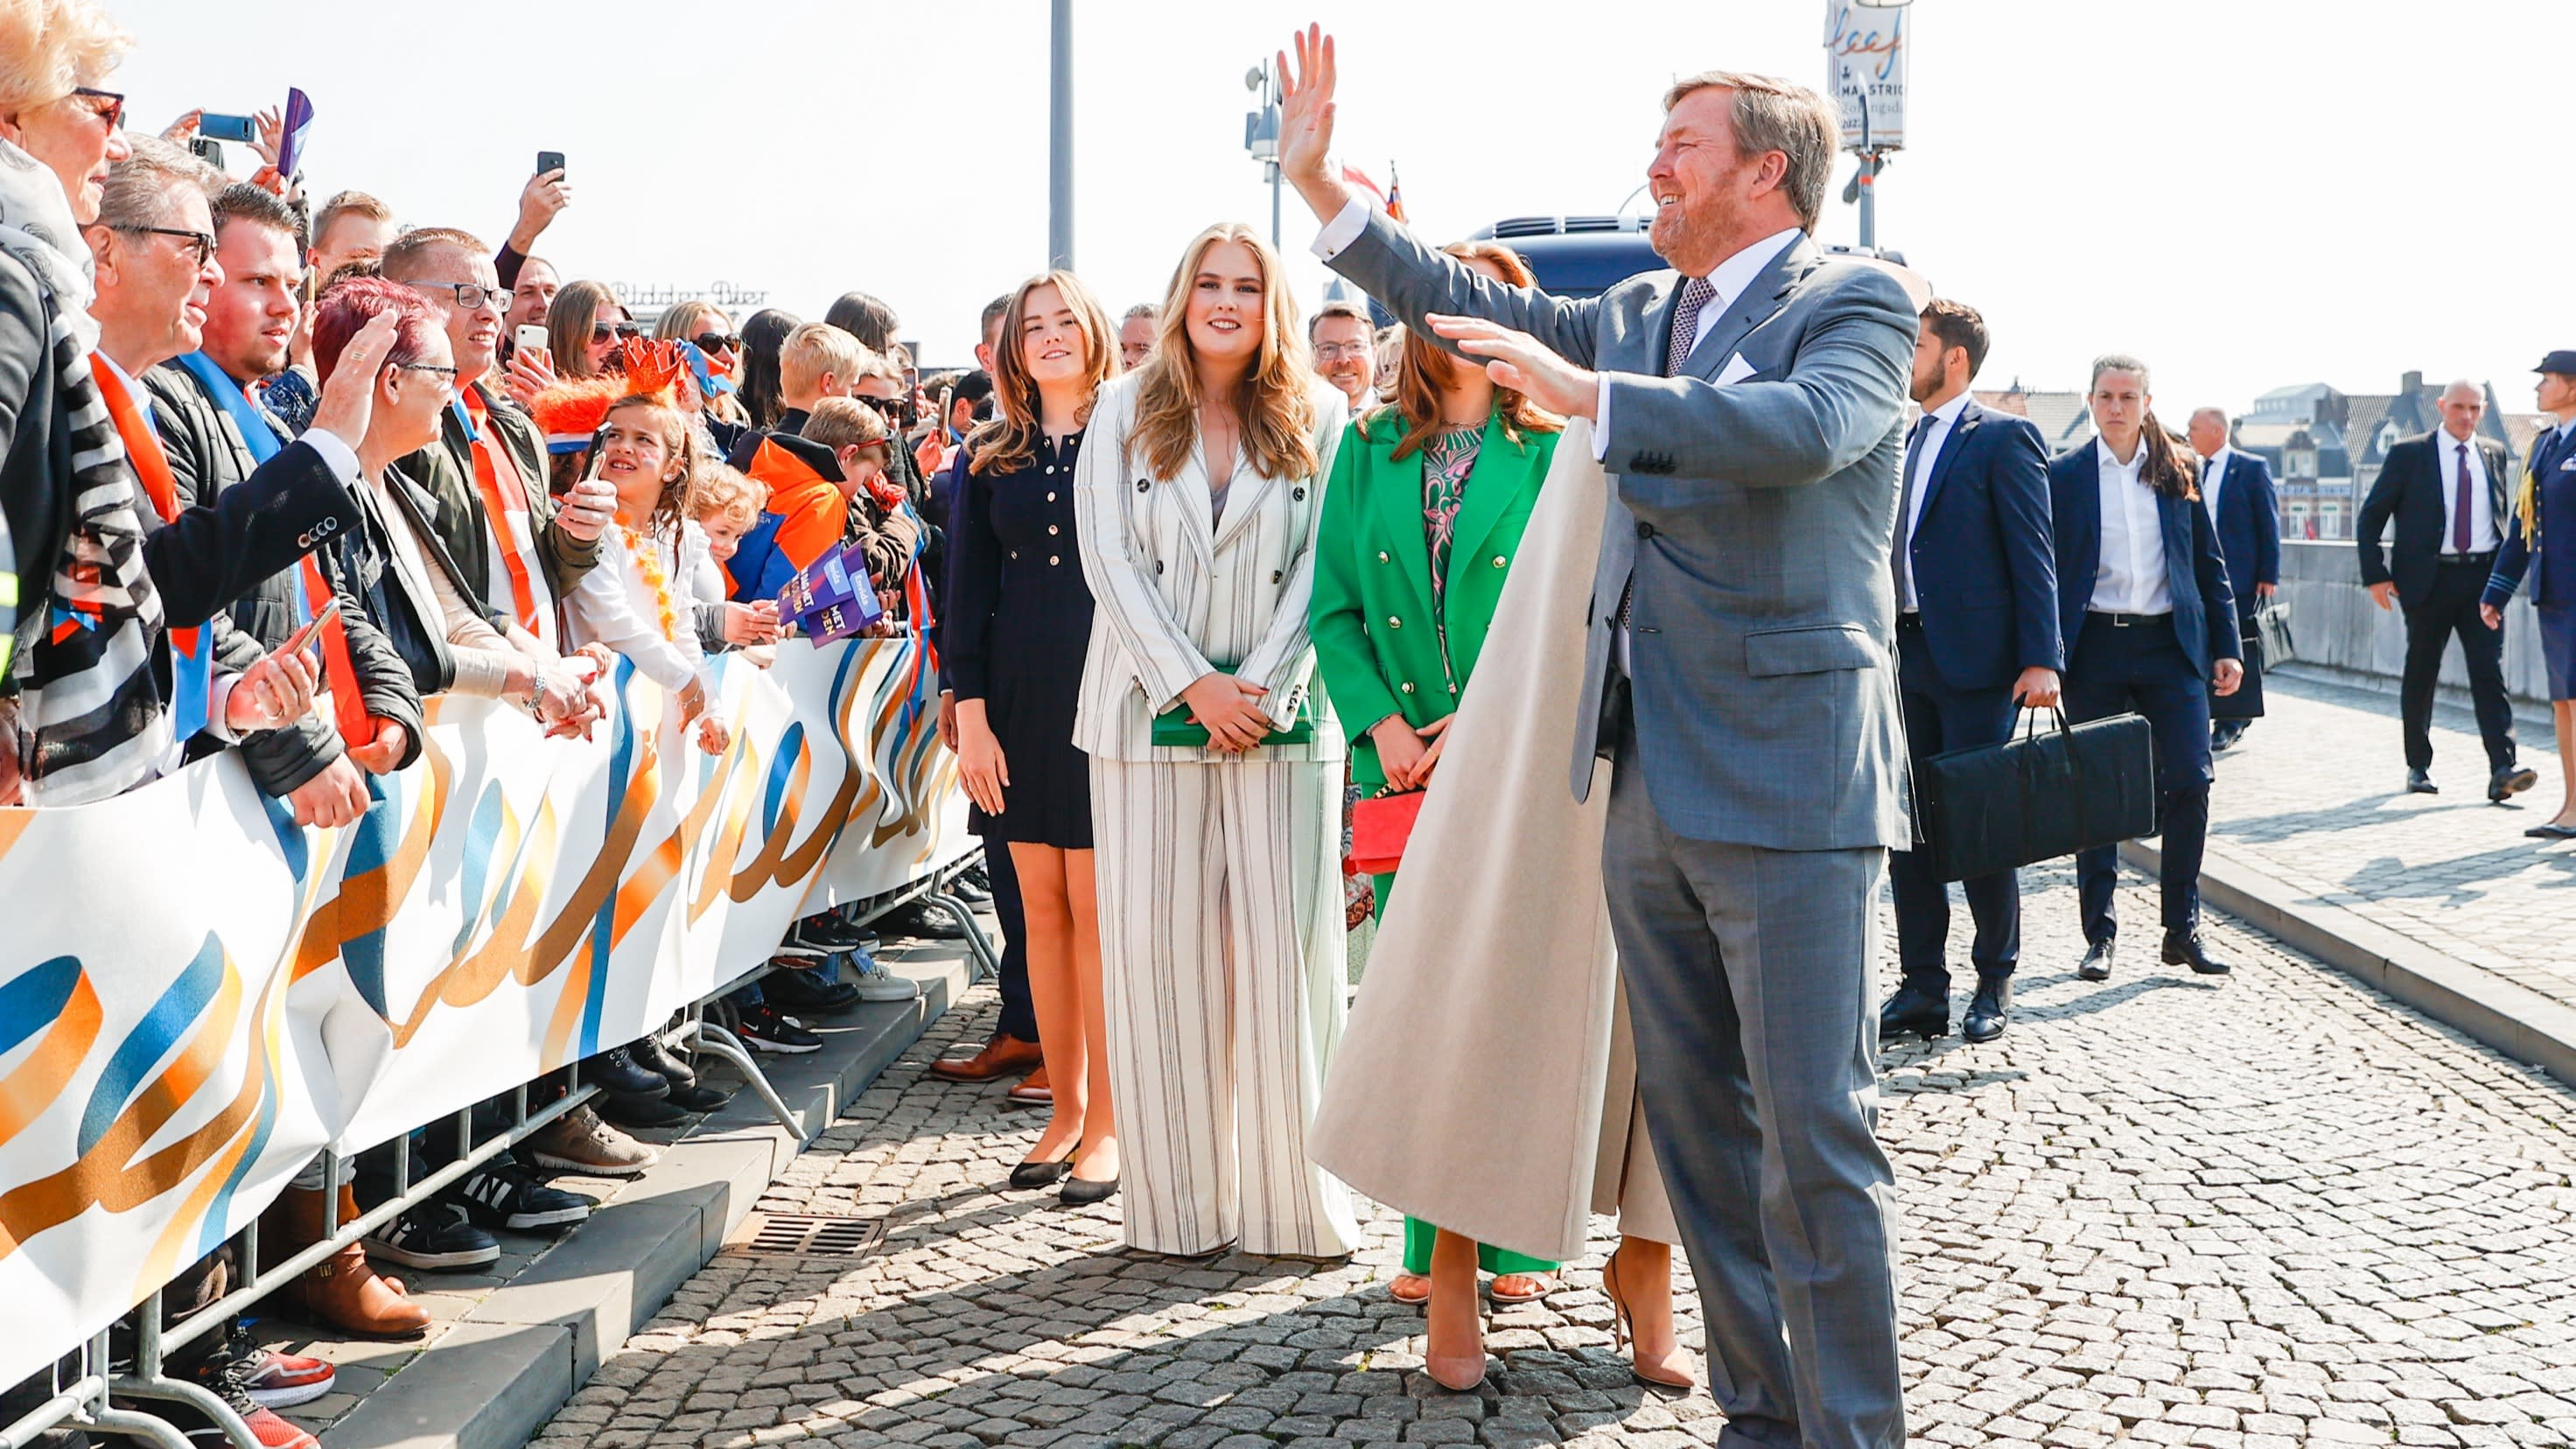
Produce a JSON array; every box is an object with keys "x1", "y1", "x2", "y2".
[{"x1": 1279, "y1": 28, "x2": 1914, "y2": 1449}]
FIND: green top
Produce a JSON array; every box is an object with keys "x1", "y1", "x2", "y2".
[{"x1": 1311, "y1": 408, "x2": 1558, "y2": 792}]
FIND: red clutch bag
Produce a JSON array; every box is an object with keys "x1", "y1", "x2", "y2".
[{"x1": 1347, "y1": 788, "x2": 1426, "y2": 877}]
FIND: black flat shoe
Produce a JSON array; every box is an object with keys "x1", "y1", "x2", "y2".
[
  {"x1": 1010, "y1": 1140, "x2": 1079, "y2": 1190},
  {"x1": 2161, "y1": 929, "x2": 2232, "y2": 976},
  {"x1": 1961, "y1": 978, "x2": 2011, "y2": 1043},
  {"x1": 2525, "y1": 822, "x2": 2576, "y2": 840},
  {"x1": 2076, "y1": 937, "x2": 2116, "y2": 982},
  {"x1": 1060, "y1": 1173, "x2": 1119, "y2": 1206},
  {"x1": 2407, "y1": 769, "x2": 2439, "y2": 795},
  {"x1": 1876, "y1": 981, "x2": 1950, "y2": 1042}
]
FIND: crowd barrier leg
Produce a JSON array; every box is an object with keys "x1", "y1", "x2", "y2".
[
  {"x1": 0, "y1": 1373, "x2": 107, "y2": 1449},
  {"x1": 111, "y1": 1307, "x2": 256, "y2": 1449},
  {"x1": 927, "y1": 886, "x2": 1000, "y2": 984},
  {"x1": 678, "y1": 1013, "x2": 808, "y2": 1141},
  {"x1": 80, "y1": 1406, "x2": 194, "y2": 1449}
]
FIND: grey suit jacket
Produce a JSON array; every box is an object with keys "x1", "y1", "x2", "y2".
[{"x1": 1326, "y1": 211, "x2": 1915, "y2": 850}]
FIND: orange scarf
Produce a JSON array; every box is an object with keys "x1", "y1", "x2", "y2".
[{"x1": 460, "y1": 388, "x2": 550, "y2": 644}]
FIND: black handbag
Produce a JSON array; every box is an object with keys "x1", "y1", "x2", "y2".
[
  {"x1": 2255, "y1": 598, "x2": 2295, "y2": 665},
  {"x1": 1910, "y1": 708, "x2": 2160, "y2": 884}
]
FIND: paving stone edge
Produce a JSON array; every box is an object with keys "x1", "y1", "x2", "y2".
[
  {"x1": 2122, "y1": 836, "x2": 2576, "y2": 1089},
  {"x1": 320, "y1": 961, "x2": 967, "y2": 1449}
]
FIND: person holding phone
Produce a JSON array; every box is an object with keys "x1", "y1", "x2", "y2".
[{"x1": 1072, "y1": 222, "x2": 1355, "y2": 1255}]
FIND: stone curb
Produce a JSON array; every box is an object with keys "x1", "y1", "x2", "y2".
[
  {"x1": 2121, "y1": 836, "x2": 2576, "y2": 1090},
  {"x1": 321, "y1": 959, "x2": 970, "y2": 1449}
]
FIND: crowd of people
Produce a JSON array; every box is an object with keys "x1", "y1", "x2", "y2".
[{"x1": 12, "y1": 6, "x2": 2575, "y2": 1449}]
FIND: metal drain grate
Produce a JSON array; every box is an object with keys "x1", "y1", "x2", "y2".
[{"x1": 726, "y1": 1212, "x2": 887, "y2": 1259}]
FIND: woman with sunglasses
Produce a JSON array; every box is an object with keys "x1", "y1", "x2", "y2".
[
  {"x1": 547, "y1": 277, "x2": 638, "y2": 382},
  {"x1": 654, "y1": 297, "x2": 751, "y2": 438}
]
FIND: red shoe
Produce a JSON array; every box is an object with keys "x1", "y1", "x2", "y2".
[
  {"x1": 245, "y1": 1349, "x2": 336, "y2": 1410},
  {"x1": 242, "y1": 1404, "x2": 321, "y2": 1449}
]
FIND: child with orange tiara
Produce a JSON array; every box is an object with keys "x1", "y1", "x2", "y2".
[{"x1": 563, "y1": 389, "x2": 731, "y2": 755}]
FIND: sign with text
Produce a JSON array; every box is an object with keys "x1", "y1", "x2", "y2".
[{"x1": 1825, "y1": 1, "x2": 1909, "y2": 153}]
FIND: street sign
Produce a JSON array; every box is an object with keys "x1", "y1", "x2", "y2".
[{"x1": 1825, "y1": 0, "x2": 1909, "y2": 154}]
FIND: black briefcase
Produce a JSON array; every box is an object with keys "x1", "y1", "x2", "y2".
[
  {"x1": 2212, "y1": 620, "x2": 2265, "y2": 722},
  {"x1": 2256, "y1": 598, "x2": 2294, "y2": 665},
  {"x1": 1910, "y1": 709, "x2": 2160, "y2": 883}
]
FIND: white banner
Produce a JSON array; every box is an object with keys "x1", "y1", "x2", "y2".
[
  {"x1": 1825, "y1": 1, "x2": 1909, "y2": 152},
  {"x1": 0, "y1": 636, "x2": 968, "y2": 1387}
]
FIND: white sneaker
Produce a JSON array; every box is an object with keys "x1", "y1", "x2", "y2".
[{"x1": 853, "y1": 956, "x2": 920, "y2": 1003}]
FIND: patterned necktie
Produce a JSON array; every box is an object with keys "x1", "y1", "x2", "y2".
[
  {"x1": 1664, "y1": 276, "x2": 1718, "y2": 378},
  {"x1": 1894, "y1": 416, "x2": 1930, "y2": 608},
  {"x1": 2454, "y1": 442, "x2": 2474, "y2": 553},
  {"x1": 1618, "y1": 276, "x2": 1724, "y2": 634}
]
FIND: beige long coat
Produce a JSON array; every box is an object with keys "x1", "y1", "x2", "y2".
[{"x1": 1309, "y1": 422, "x2": 1673, "y2": 1264}]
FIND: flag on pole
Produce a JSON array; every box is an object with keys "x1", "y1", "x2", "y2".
[
  {"x1": 1384, "y1": 163, "x2": 1405, "y2": 222},
  {"x1": 275, "y1": 88, "x2": 314, "y2": 180}
]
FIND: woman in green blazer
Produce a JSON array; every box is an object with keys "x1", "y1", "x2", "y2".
[{"x1": 1311, "y1": 242, "x2": 1564, "y2": 1368}]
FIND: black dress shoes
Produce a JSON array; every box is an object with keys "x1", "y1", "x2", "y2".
[
  {"x1": 2161, "y1": 929, "x2": 2232, "y2": 976},
  {"x1": 1962, "y1": 978, "x2": 2011, "y2": 1043},
  {"x1": 2491, "y1": 765, "x2": 2540, "y2": 802},
  {"x1": 590, "y1": 1046, "x2": 670, "y2": 1097},
  {"x1": 1877, "y1": 981, "x2": 1950, "y2": 1042},
  {"x1": 2406, "y1": 769, "x2": 2439, "y2": 794},
  {"x1": 2076, "y1": 937, "x2": 2116, "y2": 982}
]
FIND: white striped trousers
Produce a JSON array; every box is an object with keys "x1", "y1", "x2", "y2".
[{"x1": 1089, "y1": 755, "x2": 1361, "y2": 1258}]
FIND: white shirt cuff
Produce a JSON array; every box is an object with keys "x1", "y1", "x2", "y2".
[
  {"x1": 299, "y1": 427, "x2": 362, "y2": 489},
  {"x1": 1311, "y1": 194, "x2": 1372, "y2": 262},
  {"x1": 1592, "y1": 374, "x2": 1614, "y2": 460}
]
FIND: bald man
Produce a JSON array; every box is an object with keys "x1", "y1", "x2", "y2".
[{"x1": 2357, "y1": 382, "x2": 2537, "y2": 800}]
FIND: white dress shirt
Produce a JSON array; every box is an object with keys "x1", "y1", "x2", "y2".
[
  {"x1": 1899, "y1": 391, "x2": 1970, "y2": 612},
  {"x1": 2435, "y1": 431, "x2": 2498, "y2": 554},
  {"x1": 2199, "y1": 445, "x2": 2229, "y2": 522},
  {"x1": 2092, "y1": 439, "x2": 2172, "y2": 615}
]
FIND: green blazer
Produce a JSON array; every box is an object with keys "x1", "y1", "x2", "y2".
[{"x1": 1312, "y1": 409, "x2": 1559, "y2": 792}]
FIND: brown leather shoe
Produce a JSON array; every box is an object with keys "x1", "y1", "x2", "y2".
[
  {"x1": 1004, "y1": 1064, "x2": 1052, "y2": 1110},
  {"x1": 927, "y1": 1033, "x2": 1041, "y2": 1082},
  {"x1": 261, "y1": 1185, "x2": 430, "y2": 1338}
]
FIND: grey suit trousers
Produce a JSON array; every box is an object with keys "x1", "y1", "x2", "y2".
[{"x1": 1605, "y1": 717, "x2": 1905, "y2": 1449}]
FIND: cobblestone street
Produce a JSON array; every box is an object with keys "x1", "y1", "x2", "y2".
[{"x1": 522, "y1": 857, "x2": 2576, "y2": 1449}]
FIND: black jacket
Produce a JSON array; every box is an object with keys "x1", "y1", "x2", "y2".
[
  {"x1": 2357, "y1": 431, "x2": 2514, "y2": 608},
  {"x1": 144, "y1": 361, "x2": 424, "y2": 786},
  {"x1": 396, "y1": 382, "x2": 595, "y2": 626}
]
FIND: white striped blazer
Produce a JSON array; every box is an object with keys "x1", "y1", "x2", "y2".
[{"x1": 1072, "y1": 370, "x2": 1348, "y2": 764}]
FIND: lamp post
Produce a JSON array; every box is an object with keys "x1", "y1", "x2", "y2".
[
  {"x1": 1244, "y1": 57, "x2": 1283, "y2": 250},
  {"x1": 1825, "y1": 0, "x2": 1911, "y2": 253},
  {"x1": 1048, "y1": 0, "x2": 1074, "y2": 270}
]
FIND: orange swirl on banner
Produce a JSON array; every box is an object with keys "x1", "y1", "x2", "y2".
[
  {"x1": 690, "y1": 738, "x2": 766, "y2": 923},
  {"x1": 135, "y1": 958, "x2": 290, "y2": 1292},
  {"x1": 0, "y1": 809, "x2": 34, "y2": 866},
  {"x1": 0, "y1": 971, "x2": 102, "y2": 1152},
  {"x1": 727, "y1": 737, "x2": 863, "y2": 901},
  {"x1": 289, "y1": 746, "x2": 448, "y2": 984},
  {"x1": 0, "y1": 960, "x2": 260, "y2": 1259}
]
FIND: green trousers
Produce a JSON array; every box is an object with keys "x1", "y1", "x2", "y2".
[{"x1": 1374, "y1": 869, "x2": 1561, "y2": 1280}]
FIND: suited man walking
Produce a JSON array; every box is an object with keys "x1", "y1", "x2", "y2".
[
  {"x1": 1879, "y1": 300, "x2": 2061, "y2": 1046},
  {"x1": 1281, "y1": 28, "x2": 1914, "y2": 1448},
  {"x1": 2052, "y1": 358, "x2": 2244, "y2": 981},
  {"x1": 2187, "y1": 409, "x2": 2278, "y2": 751},
  {"x1": 2356, "y1": 381, "x2": 2536, "y2": 800}
]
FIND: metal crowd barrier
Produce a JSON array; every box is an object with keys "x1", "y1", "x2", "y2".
[{"x1": 3, "y1": 853, "x2": 997, "y2": 1449}]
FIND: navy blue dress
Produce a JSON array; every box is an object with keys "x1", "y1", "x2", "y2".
[{"x1": 947, "y1": 431, "x2": 1096, "y2": 847}]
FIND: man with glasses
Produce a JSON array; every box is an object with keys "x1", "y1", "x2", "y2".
[
  {"x1": 378, "y1": 226, "x2": 612, "y2": 645},
  {"x1": 143, "y1": 181, "x2": 422, "y2": 833},
  {"x1": 1309, "y1": 298, "x2": 1378, "y2": 410}
]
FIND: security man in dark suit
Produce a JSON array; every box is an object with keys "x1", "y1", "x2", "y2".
[
  {"x1": 1879, "y1": 300, "x2": 2062, "y2": 1044},
  {"x1": 2356, "y1": 380, "x2": 2537, "y2": 801},
  {"x1": 2187, "y1": 408, "x2": 2278, "y2": 751},
  {"x1": 2051, "y1": 357, "x2": 2243, "y2": 981}
]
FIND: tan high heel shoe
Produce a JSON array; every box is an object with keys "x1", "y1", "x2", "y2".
[
  {"x1": 1422, "y1": 1236, "x2": 1488, "y2": 1391},
  {"x1": 1602, "y1": 1246, "x2": 1694, "y2": 1392}
]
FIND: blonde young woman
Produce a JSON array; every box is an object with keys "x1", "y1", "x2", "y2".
[
  {"x1": 654, "y1": 297, "x2": 752, "y2": 430},
  {"x1": 1073, "y1": 222, "x2": 1356, "y2": 1256},
  {"x1": 949, "y1": 271, "x2": 1121, "y2": 1200}
]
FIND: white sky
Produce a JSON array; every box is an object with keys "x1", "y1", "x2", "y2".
[{"x1": 110, "y1": 0, "x2": 2574, "y2": 416}]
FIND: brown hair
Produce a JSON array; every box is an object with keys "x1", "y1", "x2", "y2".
[
  {"x1": 970, "y1": 270, "x2": 1117, "y2": 479},
  {"x1": 690, "y1": 464, "x2": 766, "y2": 531},
  {"x1": 2090, "y1": 354, "x2": 2197, "y2": 500},
  {"x1": 1126, "y1": 221, "x2": 1319, "y2": 484},
  {"x1": 1662, "y1": 70, "x2": 1838, "y2": 233},
  {"x1": 377, "y1": 225, "x2": 486, "y2": 282},
  {"x1": 1918, "y1": 298, "x2": 1990, "y2": 381},
  {"x1": 311, "y1": 190, "x2": 392, "y2": 252},
  {"x1": 802, "y1": 396, "x2": 891, "y2": 458},
  {"x1": 1368, "y1": 242, "x2": 1562, "y2": 461}
]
